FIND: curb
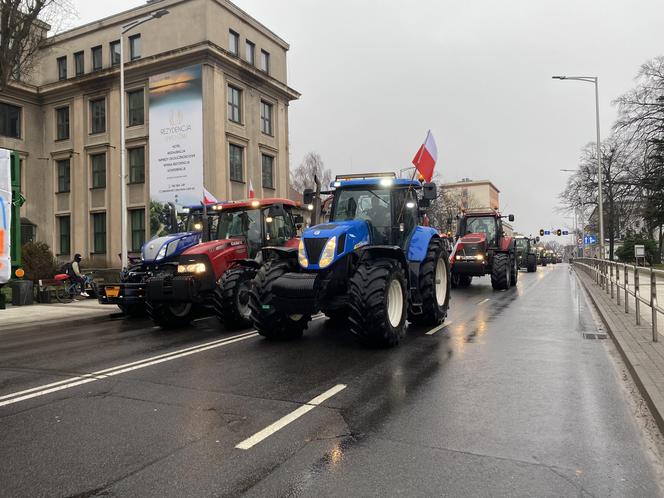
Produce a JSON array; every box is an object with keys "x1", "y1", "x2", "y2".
[
  {"x1": 1, "y1": 311, "x2": 124, "y2": 334},
  {"x1": 575, "y1": 268, "x2": 664, "y2": 434}
]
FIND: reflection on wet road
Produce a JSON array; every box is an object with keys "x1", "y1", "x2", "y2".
[{"x1": 0, "y1": 264, "x2": 661, "y2": 497}]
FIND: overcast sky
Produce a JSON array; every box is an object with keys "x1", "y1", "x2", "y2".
[{"x1": 73, "y1": 0, "x2": 664, "y2": 239}]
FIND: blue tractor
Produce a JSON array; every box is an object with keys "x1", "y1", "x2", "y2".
[{"x1": 249, "y1": 172, "x2": 451, "y2": 347}]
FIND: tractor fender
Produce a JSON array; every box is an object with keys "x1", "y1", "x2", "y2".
[
  {"x1": 499, "y1": 236, "x2": 515, "y2": 253},
  {"x1": 357, "y1": 245, "x2": 408, "y2": 270},
  {"x1": 228, "y1": 258, "x2": 262, "y2": 271},
  {"x1": 261, "y1": 246, "x2": 298, "y2": 263},
  {"x1": 407, "y1": 226, "x2": 440, "y2": 263}
]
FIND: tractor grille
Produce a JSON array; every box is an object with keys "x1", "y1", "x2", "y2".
[{"x1": 305, "y1": 237, "x2": 328, "y2": 264}]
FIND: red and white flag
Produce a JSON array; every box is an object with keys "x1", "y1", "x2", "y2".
[
  {"x1": 248, "y1": 180, "x2": 255, "y2": 199},
  {"x1": 411, "y1": 130, "x2": 438, "y2": 182},
  {"x1": 203, "y1": 187, "x2": 218, "y2": 205}
]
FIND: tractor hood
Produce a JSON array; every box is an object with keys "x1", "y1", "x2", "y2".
[
  {"x1": 301, "y1": 220, "x2": 370, "y2": 269},
  {"x1": 451, "y1": 232, "x2": 488, "y2": 264},
  {"x1": 141, "y1": 232, "x2": 201, "y2": 263}
]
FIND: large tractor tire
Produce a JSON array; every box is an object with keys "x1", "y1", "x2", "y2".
[
  {"x1": 348, "y1": 257, "x2": 407, "y2": 348},
  {"x1": 249, "y1": 260, "x2": 310, "y2": 340},
  {"x1": 118, "y1": 303, "x2": 146, "y2": 317},
  {"x1": 491, "y1": 253, "x2": 511, "y2": 290},
  {"x1": 214, "y1": 267, "x2": 255, "y2": 330},
  {"x1": 527, "y1": 254, "x2": 537, "y2": 273},
  {"x1": 510, "y1": 254, "x2": 518, "y2": 285},
  {"x1": 146, "y1": 300, "x2": 195, "y2": 328},
  {"x1": 410, "y1": 240, "x2": 450, "y2": 326},
  {"x1": 452, "y1": 274, "x2": 472, "y2": 288}
]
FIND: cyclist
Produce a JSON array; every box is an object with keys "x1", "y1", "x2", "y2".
[{"x1": 66, "y1": 253, "x2": 89, "y2": 297}]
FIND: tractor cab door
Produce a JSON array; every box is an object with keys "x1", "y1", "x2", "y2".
[
  {"x1": 263, "y1": 205, "x2": 298, "y2": 249},
  {"x1": 393, "y1": 189, "x2": 418, "y2": 249}
]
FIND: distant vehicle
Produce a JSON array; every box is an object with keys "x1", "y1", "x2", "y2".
[
  {"x1": 449, "y1": 208, "x2": 517, "y2": 290},
  {"x1": 515, "y1": 236, "x2": 537, "y2": 273}
]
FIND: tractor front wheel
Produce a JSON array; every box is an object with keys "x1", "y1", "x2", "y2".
[
  {"x1": 451, "y1": 273, "x2": 472, "y2": 288},
  {"x1": 527, "y1": 254, "x2": 537, "y2": 272},
  {"x1": 214, "y1": 267, "x2": 256, "y2": 330},
  {"x1": 146, "y1": 301, "x2": 195, "y2": 328},
  {"x1": 491, "y1": 253, "x2": 511, "y2": 290},
  {"x1": 348, "y1": 257, "x2": 407, "y2": 348},
  {"x1": 249, "y1": 260, "x2": 310, "y2": 340},
  {"x1": 410, "y1": 240, "x2": 450, "y2": 326},
  {"x1": 510, "y1": 255, "x2": 518, "y2": 285}
]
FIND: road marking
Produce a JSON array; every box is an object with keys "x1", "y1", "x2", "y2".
[
  {"x1": 425, "y1": 321, "x2": 453, "y2": 335},
  {"x1": 235, "y1": 384, "x2": 347, "y2": 450},
  {"x1": 477, "y1": 298, "x2": 490, "y2": 305},
  {"x1": 0, "y1": 331, "x2": 258, "y2": 408}
]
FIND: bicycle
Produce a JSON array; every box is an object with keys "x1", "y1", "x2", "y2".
[{"x1": 53, "y1": 273, "x2": 93, "y2": 303}]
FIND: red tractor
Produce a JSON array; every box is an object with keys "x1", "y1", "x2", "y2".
[
  {"x1": 449, "y1": 208, "x2": 518, "y2": 290},
  {"x1": 144, "y1": 198, "x2": 302, "y2": 329}
]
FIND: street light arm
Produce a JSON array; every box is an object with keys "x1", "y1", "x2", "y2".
[
  {"x1": 552, "y1": 76, "x2": 597, "y2": 84},
  {"x1": 122, "y1": 10, "x2": 169, "y2": 34}
]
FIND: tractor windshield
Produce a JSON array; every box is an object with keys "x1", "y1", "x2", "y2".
[
  {"x1": 465, "y1": 216, "x2": 497, "y2": 242},
  {"x1": 515, "y1": 238, "x2": 528, "y2": 251},
  {"x1": 332, "y1": 188, "x2": 392, "y2": 244},
  {"x1": 218, "y1": 208, "x2": 262, "y2": 256}
]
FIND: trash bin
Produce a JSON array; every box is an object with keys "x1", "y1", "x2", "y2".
[{"x1": 11, "y1": 280, "x2": 34, "y2": 306}]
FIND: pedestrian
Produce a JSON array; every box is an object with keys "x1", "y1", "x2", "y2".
[{"x1": 67, "y1": 253, "x2": 89, "y2": 297}]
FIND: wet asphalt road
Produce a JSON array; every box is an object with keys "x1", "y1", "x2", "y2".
[{"x1": 0, "y1": 264, "x2": 662, "y2": 497}]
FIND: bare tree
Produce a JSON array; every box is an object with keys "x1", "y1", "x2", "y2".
[
  {"x1": 427, "y1": 178, "x2": 478, "y2": 234},
  {"x1": 289, "y1": 152, "x2": 332, "y2": 194},
  {"x1": 0, "y1": 0, "x2": 75, "y2": 89}
]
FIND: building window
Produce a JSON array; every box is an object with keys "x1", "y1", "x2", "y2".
[
  {"x1": 129, "y1": 34, "x2": 141, "y2": 60},
  {"x1": 229, "y1": 144, "x2": 243, "y2": 182},
  {"x1": 110, "y1": 40, "x2": 121, "y2": 66},
  {"x1": 130, "y1": 209, "x2": 146, "y2": 252},
  {"x1": 128, "y1": 147, "x2": 145, "y2": 184},
  {"x1": 92, "y1": 45, "x2": 102, "y2": 71},
  {"x1": 74, "y1": 51, "x2": 84, "y2": 76},
  {"x1": 0, "y1": 102, "x2": 21, "y2": 138},
  {"x1": 127, "y1": 89, "x2": 144, "y2": 126},
  {"x1": 58, "y1": 216, "x2": 71, "y2": 255},
  {"x1": 57, "y1": 56, "x2": 67, "y2": 80},
  {"x1": 261, "y1": 154, "x2": 274, "y2": 189},
  {"x1": 92, "y1": 212, "x2": 107, "y2": 253},
  {"x1": 246, "y1": 40, "x2": 255, "y2": 65},
  {"x1": 227, "y1": 86, "x2": 242, "y2": 123},
  {"x1": 90, "y1": 98, "x2": 106, "y2": 134},
  {"x1": 56, "y1": 159, "x2": 70, "y2": 193},
  {"x1": 260, "y1": 101, "x2": 273, "y2": 135},
  {"x1": 56, "y1": 106, "x2": 70, "y2": 140},
  {"x1": 260, "y1": 50, "x2": 270, "y2": 73},
  {"x1": 91, "y1": 153, "x2": 106, "y2": 188},
  {"x1": 229, "y1": 30, "x2": 239, "y2": 55}
]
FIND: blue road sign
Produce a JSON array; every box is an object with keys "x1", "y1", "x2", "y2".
[
  {"x1": 544, "y1": 230, "x2": 551, "y2": 235},
  {"x1": 584, "y1": 235, "x2": 597, "y2": 245},
  {"x1": 562, "y1": 230, "x2": 569, "y2": 235}
]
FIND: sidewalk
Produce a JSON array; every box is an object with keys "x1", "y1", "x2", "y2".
[
  {"x1": 0, "y1": 298, "x2": 117, "y2": 332},
  {"x1": 576, "y1": 268, "x2": 664, "y2": 433}
]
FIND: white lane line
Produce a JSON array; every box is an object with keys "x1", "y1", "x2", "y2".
[
  {"x1": 477, "y1": 298, "x2": 490, "y2": 305},
  {"x1": 425, "y1": 321, "x2": 453, "y2": 335},
  {"x1": 235, "y1": 384, "x2": 347, "y2": 450},
  {"x1": 0, "y1": 331, "x2": 258, "y2": 408}
]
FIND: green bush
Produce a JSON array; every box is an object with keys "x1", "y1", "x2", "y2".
[
  {"x1": 615, "y1": 237, "x2": 658, "y2": 264},
  {"x1": 21, "y1": 241, "x2": 57, "y2": 282}
]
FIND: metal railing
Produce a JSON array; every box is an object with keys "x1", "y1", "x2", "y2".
[{"x1": 573, "y1": 258, "x2": 664, "y2": 342}]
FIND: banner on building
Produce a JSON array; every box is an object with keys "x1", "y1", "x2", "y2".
[
  {"x1": 148, "y1": 65, "x2": 204, "y2": 236},
  {"x1": 0, "y1": 148, "x2": 11, "y2": 284}
]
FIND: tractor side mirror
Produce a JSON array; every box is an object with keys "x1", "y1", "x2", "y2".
[
  {"x1": 422, "y1": 182, "x2": 437, "y2": 201},
  {"x1": 303, "y1": 189, "x2": 314, "y2": 205},
  {"x1": 508, "y1": 214, "x2": 515, "y2": 222},
  {"x1": 267, "y1": 204, "x2": 286, "y2": 218}
]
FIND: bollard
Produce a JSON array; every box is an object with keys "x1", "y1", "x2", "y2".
[
  {"x1": 624, "y1": 265, "x2": 629, "y2": 314},
  {"x1": 616, "y1": 263, "x2": 621, "y2": 306},
  {"x1": 635, "y1": 266, "x2": 641, "y2": 326},
  {"x1": 652, "y1": 268, "x2": 658, "y2": 342}
]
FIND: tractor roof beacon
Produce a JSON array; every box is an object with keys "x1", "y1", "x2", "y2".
[{"x1": 249, "y1": 172, "x2": 452, "y2": 348}]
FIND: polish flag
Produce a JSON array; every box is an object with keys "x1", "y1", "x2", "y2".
[
  {"x1": 411, "y1": 130, "x2": 438, "y2": 182},
  {"x1": 203, "y1": 187, "x2": 218, "y2": 205},
  {"x1": 248, "y1": 180, "x2": 255, "y2": 199}
]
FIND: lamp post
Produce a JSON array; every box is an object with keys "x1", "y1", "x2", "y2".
[
  {"x1": 119, "y1": 9, "x2": 169, "y2": 270},
  {"x1": 552, "y1": 75, "x2": 605, "y2": 259}
]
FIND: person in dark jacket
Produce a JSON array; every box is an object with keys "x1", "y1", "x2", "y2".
[{"x1": 67, "y1": 254, "x2": 88, "y2": 297}]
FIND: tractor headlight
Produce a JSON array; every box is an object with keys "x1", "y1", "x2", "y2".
[
  {"x1": 298, "y1": 239, "x2": 309, "y2": 268},
  {"x1": 177, "y1": 263, "x2": 207, "y2": 274},
  {"x1": 318, "y1": 236, "x2": 337, "y2": 268}
]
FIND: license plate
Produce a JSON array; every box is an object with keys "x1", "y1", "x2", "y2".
[{"x1": 105, "y1": 286, "x2": 120, "y2": 298}]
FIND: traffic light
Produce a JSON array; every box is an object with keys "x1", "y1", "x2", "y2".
[
  {"x1": 556, "y1": 229, "x2": 562, "y2": 236},
  {"x1": 539, "y1": 229, "x2": 545, "y2": 237}
]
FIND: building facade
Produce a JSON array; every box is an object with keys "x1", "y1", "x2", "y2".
[
  {"x1": 0, "y1": 0, "x2": 299, "y2": 267},
  {"x1": 441, "y1": 178, "x2": 500, "y2": 211}
]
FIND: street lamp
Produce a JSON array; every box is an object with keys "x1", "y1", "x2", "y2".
[
  {"x1": 119, "y1": 9, "x2": 169, "y2": 270},
  {"x1": 552, "y1": 75, "x2": 605, "y2": 259}
]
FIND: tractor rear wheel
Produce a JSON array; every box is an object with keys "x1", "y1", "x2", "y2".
[
  {"x1": 491, "y1": 253, "x2": 511, "y2": 290},
  {"x1": 410, "y1": 240, "x2": 450, "y2": 326},
  {"x1": 510, "y1": 255, "x2": 518, "y2": 285},
  {"x1": 249, "y1": 260, "x2": 310, "y2": 340},
  {"x1": 527, "y1": 254, "x2": 537, "y2": 272},
  {"x1": 146, "y1": 300, "x2": 195, "y2": 328},
  {"x1": 348, "y1": 257, "x2": 407, "y2": 347},
  {"x1": 214, "y1": 267, "x2": 255, "y2": 330}
]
